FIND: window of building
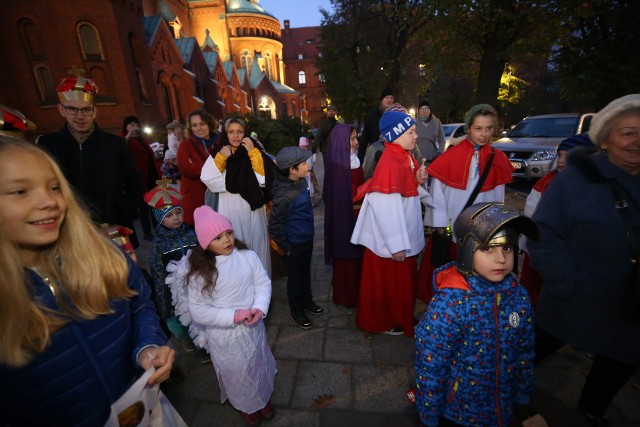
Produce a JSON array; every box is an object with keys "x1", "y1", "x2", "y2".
[
  {"x1": 264, "y1": 51, "x2": 273, "y2": 79},
  {"x1": 318, "y1": 73, "x2": 326, "y2": 83},
  {"x1": 19, "y1": 19, "x2": 44, "y2": 59},
  {"x1": 34, "y1": 65, "x2": 57, "y2": 105},
  {"x1": 128, "y1": 33, "x2": 150, "y2": 102},
  {"x1": 298, "y1": 71, "x2": 306, "y2": 85},
  {"x1": 240, "y1": 50, "x2": 252, "y2": 74},
  {"x1": 298, "y1": 53, "x2": 303, "y2": 60},
  {"x1": 306, "y1": 39, "x2": 314, "y2": 44},
  {"x1": 78, "y1": 22, "x2": 105, "y2": 61}
]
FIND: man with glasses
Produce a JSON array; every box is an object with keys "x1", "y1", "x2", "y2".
[
  {"x1": 415, "y1": 100, "x2": 445, "y2": 166},
  {"x1": 37, "y1": 68, "x2": 141, "y2": 246}
]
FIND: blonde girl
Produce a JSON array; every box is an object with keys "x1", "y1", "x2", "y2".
[{"x1": 0, "y1": 136, "x2": 173, "y2": 426}]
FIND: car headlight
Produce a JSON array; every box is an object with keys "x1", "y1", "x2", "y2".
[{"x1": 530, "y1": 150, "x2": 557, "y2": 161}]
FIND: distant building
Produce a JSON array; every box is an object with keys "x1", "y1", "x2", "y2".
[
  {"x1": 281, "y1": 19, "x2": 326, "y2": 128},
  {"x1": 0, "y1": 0, "x2": 304, "y2": 135}
]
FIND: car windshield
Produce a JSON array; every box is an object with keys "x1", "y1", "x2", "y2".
[
  {"x1": 508, "y1": 117, "x2": 579, "y2": 138},
  {"x1": 442, "y1": 125, "x2": 458, "y2": 137}
]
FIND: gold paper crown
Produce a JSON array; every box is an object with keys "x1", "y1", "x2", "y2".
[{"x1": 56, "y1": 65, "x2": 98, "y2": 104}]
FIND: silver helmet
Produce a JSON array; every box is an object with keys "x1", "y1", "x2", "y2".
[{"x1": 453, "y1": 202, "x2": 538, "y2": 276}]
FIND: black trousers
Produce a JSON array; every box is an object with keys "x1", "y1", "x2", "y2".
[
  {"x1": 535, "y1": 325, "x2": 638, "y2": 418},
  {"x1": 284, "y1": 239, "x2": 313, "y2": 313}
]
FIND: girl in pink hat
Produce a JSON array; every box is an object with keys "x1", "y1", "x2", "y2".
[{"x1": 186, "y1": 205, "x2": 276, "y2": 427}]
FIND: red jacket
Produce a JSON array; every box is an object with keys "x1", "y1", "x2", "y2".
[
  {"x1": 177, "y1": 136, "x2": 215, "y2": 224},
  {"x1": 125, "y1": 135, "x2": 161, "y2": 191}
]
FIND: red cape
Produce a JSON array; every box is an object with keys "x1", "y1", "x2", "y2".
[
  {"x1": 533, "y1": 169, "x2": 557, "y2": 194},
  {"x1": 427, "y1": 139, "x2": 514, "y2": 191},
  {"x1": 365, "y1": 143, "x2": 419, "y2": 197}
]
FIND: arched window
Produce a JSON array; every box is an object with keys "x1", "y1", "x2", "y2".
[
  {"x1": 128, "y1": 32, "x2": 150, "y2": 102},
  {"x1": 264, "y1": 51, "x2": 272, "y2": 79},
  {"x1": 77, "y1": 22, "x2": 105, "y2": 61},
  {"x1": 34, "y1": 65, "x2": 57, "y2": 104},
  {"x1": 291, "y1": 102, "x2": 297, "y2": 116},
  {"x1": 240, "y1": 50, "x2": 252, "y2": 74},
  {"x1": 298, "y1": 71, "x2": 306, "y2": 85},
  {"x1": 19, "y1": 19, "x2": 44, "y2": 59}
]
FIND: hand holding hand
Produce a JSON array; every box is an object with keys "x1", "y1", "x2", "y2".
[
  {"x1": 244, "y1": 308, "x2": 264, "y2": 326},
  {"x1": 234, "y1": 308, "x2": 252, "y2": 324},
  {"x1": 139, "y1": 346, "x2": 175, "y2": 385},
  {"x1": 220, "y1": 145, "x2": 232, "y2": 158},
  {"x1": 391, "y1": 250, "x2": 406, "y2": 262},
  {"x1": 241, "y1": 137, "x2": 255, "y2": 151}
]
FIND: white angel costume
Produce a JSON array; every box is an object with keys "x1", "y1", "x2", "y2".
[{"x1": 166, "y1": 248, "x2": 276, "y2": 413}]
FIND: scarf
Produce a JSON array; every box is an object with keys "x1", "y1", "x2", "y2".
[
  {"x1": 68, "y1": 123, "x2": 95, "y2": 145},
  {"x1": 222, "y1": 142, "x2": 275, "y2": 210},
  {"x1": 427, "y1": 139, "x2": 513, "y2": 191}
]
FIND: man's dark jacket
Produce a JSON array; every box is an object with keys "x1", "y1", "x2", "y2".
[
  {"x1": 313, "y1": 117, "x2": 337, "y2": 156},
  {"x1": 357, "y1": 107, "x2": 383, "y2": 161},
  {"x1": 38, "y1": 124, "x2": 141, "y2": 227}
]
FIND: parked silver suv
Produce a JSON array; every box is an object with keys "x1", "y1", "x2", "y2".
[{"x1": 492, "y1": 113, "x2": 593, "y2": 181}]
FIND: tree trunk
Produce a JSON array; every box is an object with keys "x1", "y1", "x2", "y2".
[{"x1": 474, "y1": 32, "x2": 506, "y2": 106}]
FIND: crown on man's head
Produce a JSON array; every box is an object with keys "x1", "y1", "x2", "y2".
[{"x1": 57, "y1": 65, "x2": 98, "y2": 104}]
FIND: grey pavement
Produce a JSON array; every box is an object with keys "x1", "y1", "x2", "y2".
[{"x1": 134, "y1": 155, "x2": 639, "y2": 427}]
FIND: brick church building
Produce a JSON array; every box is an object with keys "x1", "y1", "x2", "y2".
[{"x1": 0, "y1": 0, "x2": 306, "y2": 135}]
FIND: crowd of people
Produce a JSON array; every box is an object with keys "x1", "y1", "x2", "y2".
[{"x1": 0, "y1": 68, "x2": 638, "y2": 427}]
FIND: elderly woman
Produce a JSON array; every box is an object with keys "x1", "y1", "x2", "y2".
[
  {"x1": 200, "y1": 116, "x2": 275, "y2": 276},
  {"x1": 529, "y1": 94, "x2": 640, "y2": 425}
]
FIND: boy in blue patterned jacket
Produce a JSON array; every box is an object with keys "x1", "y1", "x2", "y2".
[
  {"x1": 415, "y1": 202, "x2": 539, "y2": 427},
  {"x1": 145, "y1": 179, "x2": 198, "y2": 349}
]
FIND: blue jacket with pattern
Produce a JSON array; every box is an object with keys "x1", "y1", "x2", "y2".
[
  {"x1": 0, "y1": 257, "x2": 167, "y2": 427},
  {"x1": 415, "y1": 262, "x2": 535, "y2": 427},
  {"x1": 149, "y1": 222, "x2": 198, "y2": 319}
]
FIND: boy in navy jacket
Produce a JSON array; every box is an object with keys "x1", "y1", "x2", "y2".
[{"x1": 269, "y1": 146, "x2": 324, "y2": 329}]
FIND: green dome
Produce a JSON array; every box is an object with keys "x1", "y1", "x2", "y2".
[{"x1": 225, "y1": 0, "x2": 276, "y2": 19}]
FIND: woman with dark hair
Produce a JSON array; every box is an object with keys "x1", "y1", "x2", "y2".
[
  {"x1": 530, "y1": 94, "x2": 640, "y2": 426},
  {"x1": 122, "y1": 115, "x2": 161, "y2": 240},
  {"x1": 201, "y1": 116, "x2": 276, "y2": 276},
  {"x1": 323, "y1": 124, "x2": 364, "y2": 310},
  {"x1": 177, "y1": 109, "x2": 218, "y2": 226}
]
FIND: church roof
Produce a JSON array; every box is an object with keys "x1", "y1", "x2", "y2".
[
  {"x1": 202, "y1": 51, "x2": 219, "y2": 74},
  {"x1": 249, "y1": 57, "x2": 265, "y2": 89},
  {"x1": 237, "y1": 69, "x2": 247, "y2": 84},
  {"x1": 270, "y1": 79, "x2": 300, "y2": 95},
  {"x1": 142, "y1": 15, "x2": 163, "y2": 46},
  {"x1": 175, "y1": 37, "x2": 197, "y2": 63},
  {"x1": 223, "y1": 62, "x2": 235, "y2": 81},
  {"x1": 201, "y1": 29, "x2": 217, "y2": 52},
  {"x1": 226, "y1": 0, "x2": 276, "y2": 19}
]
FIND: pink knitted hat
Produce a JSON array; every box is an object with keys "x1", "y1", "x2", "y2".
[{"x1": 193, "y1": 205, "x2": 233, "y2": 249}]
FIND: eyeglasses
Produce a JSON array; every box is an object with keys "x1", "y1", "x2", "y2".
[
  {"x1": 63, "y1": 106, "x2": 95, "y2": 116},
  {"x1": 419, "y1": 106, "x2": 430, "y2": 111}
]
